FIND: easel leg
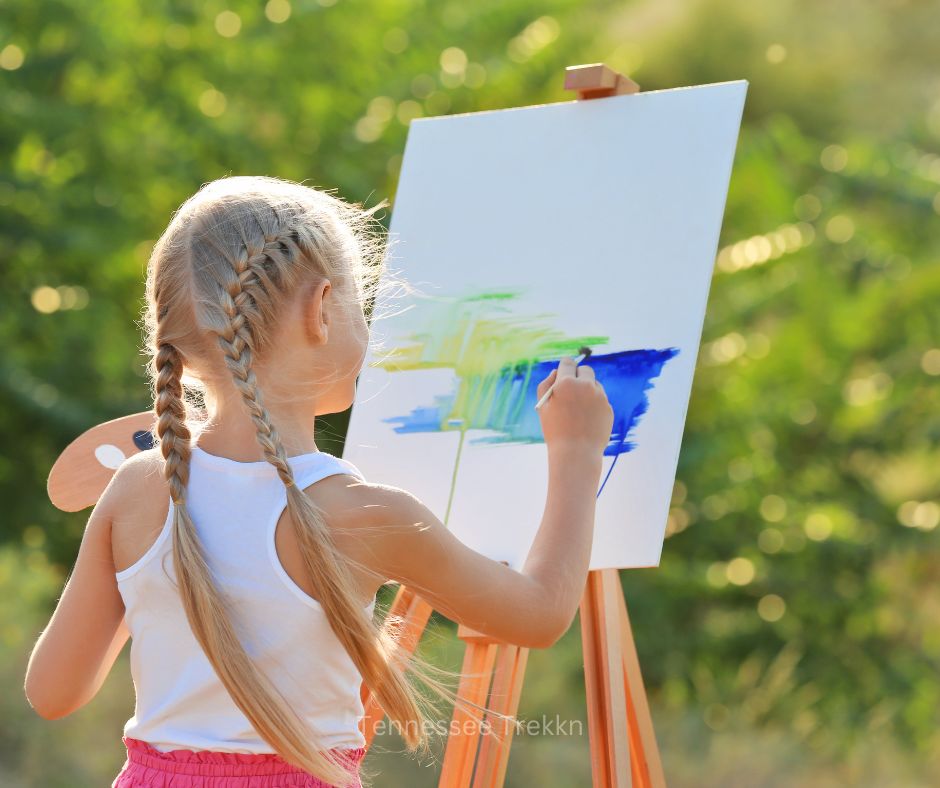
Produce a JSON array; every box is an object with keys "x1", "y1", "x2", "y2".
[
  {"x1": 361, "y1": 584, "x2": 435, "y2": 747},
  {"x1": 582, "y1": 569, "x2": 632, "y2": 787},
  {"x1": 439, "y1": 627, "x2": 499, "y2": 788},
  {"x1": 617, "y1": 583, "x2": 666, "y2": 788},
  {"x1": 359, "y1": 585, "x2": 530, "y2": 788},
  {"x1": 471, "y1": 643, "x2": 529, "y2": 787},
  {"x1": 581, "y1": 568, "x2": 666, "y2": 788}
]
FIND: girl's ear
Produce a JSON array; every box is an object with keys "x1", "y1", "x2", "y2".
[{"x1": 302, "y1": 278, "x2": 331, "y2": 346}]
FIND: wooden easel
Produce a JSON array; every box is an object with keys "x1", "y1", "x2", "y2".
[
  {"x1": 47, "y1": 65, "x2": 666, "y2": 787},
  {"x1": 358, "y1": 64, "x2": 665, "y2": 788}
]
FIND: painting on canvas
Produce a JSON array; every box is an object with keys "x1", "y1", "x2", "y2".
[{"x1": 343, "y1": 80, "x2": 748, "y2": 570}]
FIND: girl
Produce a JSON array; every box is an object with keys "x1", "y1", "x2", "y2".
[{"x1": 24, "y1": 175, "x2": 614, "y2": 787}]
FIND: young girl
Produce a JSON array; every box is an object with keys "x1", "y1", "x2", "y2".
[{"x1": 24, "y1": 175, "x2": 614, "y2": 787}]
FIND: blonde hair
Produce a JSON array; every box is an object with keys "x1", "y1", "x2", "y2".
[{"x1": 142, "y1": 175, "x2": 499, "y2": 785}]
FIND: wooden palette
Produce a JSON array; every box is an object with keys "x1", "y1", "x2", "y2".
[{"x1": 47, "y1": 410, "x2": 156, "y2": 512}]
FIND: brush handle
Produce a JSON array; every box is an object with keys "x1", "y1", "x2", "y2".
[{"x1": 534, "y1": 352, "x2": 588, "y2": 410}]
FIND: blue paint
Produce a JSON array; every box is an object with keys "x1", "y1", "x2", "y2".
[
  {"x1": 133, "y1": 430, "x2": 155, "y2": 451},
  {"x1": 382, "y1": 393, "x2": 457, "y2": 433},
  {"x1": 383, "y1": 348, "x2": 680, "y2": 461}
]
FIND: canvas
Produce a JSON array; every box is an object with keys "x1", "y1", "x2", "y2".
[{"x1": 343, "y1": 80, "x2": 748, "y2": 570}]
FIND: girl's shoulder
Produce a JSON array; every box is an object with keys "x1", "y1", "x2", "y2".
[
  {"x1": 305, "y1": 474, "x2": 419, "y2": 529},
  {"x1": 294, "y1": 475, "x2": 426, "y2": 557},
  {"x1": 107, "y1": 448, "x2": 172, "y2": 577}
]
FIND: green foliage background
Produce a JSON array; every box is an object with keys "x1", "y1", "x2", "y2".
[{"x1": 2, "y1": 0, "x2": 938, "y2": 785}]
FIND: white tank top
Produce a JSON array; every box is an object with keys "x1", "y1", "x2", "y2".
[{"x1": 115, "y1": 444, "x2": 376, "y2": 753}]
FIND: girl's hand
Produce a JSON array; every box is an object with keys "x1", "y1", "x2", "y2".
[{"x1": 536, "y1": 356, "x2": 614, "y2": 457}]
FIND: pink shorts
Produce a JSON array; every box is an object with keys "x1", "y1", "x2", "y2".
[{"x1": 112, "y1": 736, "x2": 366, "y2": 787}]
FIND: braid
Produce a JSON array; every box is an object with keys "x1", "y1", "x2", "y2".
[
  {"x1": 215, "y1": 239, "x2": 296, "y2": 487},
  {"x1": 214, "y1": 229, "x2": 436, "y2": 717},
  {"x1": 151, "y1": 325, "x2": 362, "y2": 783},
  {"x1": 154, "y1": 342, "x2": 192, "y2": 503}
]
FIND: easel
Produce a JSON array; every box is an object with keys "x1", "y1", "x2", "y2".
[
  {"x1": 359, "y1": 64, "x2": 665, "y2": 788},
  {"x1": 46, "y1": 65, "x2": 666, "y2": 787}
]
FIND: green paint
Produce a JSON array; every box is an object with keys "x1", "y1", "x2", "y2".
[{"x1": 372, "y1": 288, "x2": 607, "y2": 432}]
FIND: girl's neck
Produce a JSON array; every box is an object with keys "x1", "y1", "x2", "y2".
[{"x1": 193, "y1": 412, "x2": 319, "y2": 463}]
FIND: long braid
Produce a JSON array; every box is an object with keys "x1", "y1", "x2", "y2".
[
  {"x1": 154, "y1": 343, "x2": 224, "y2": 624},
  {"x1": 154, "y1": 335, "x2": 361, "y2": 785},
  {"x1": 153, "y1": 344, "x2": 212, "y2": 590},
  {"x1": 214, "y1": 231, "x2": 433, "y2": 732}
]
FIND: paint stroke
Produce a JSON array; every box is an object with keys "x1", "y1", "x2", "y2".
[
  {"x1": 372, "y1": 288, "x2": 678, "y2": 459},
  {"x1": 372, "y1": 288, "x2": 606, "y2": 379},
  {"x1": 383, "y1": 348, "x2": 679, "y2": 457}
]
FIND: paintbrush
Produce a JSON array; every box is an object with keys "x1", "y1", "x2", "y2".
[{"x1": 534, "y1": 346, "x2": 593, "y2": 410}]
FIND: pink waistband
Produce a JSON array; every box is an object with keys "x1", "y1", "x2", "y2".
[{"x1": 122, "y1": 736, "x2": 365, "y2": 779}]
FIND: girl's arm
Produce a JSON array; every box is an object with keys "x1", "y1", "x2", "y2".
[
  {"x1": 359, "y1": 442, "x2": 603, "y2": 649},
  {"x1": 24, "y1": 472, "x2": 130, "y2": 720}
]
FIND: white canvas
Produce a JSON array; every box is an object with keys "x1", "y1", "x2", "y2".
[{"x1": 343, "y1": 80, "x2": 748, "y2": 571}]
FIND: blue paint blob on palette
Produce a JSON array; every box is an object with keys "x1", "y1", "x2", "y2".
[
  {"x1": 382, "y1": 348, "x2": 680, "y2": 458},
  {"x1": 133, "y1": 430, "x2": 155, "y2": 451}
]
